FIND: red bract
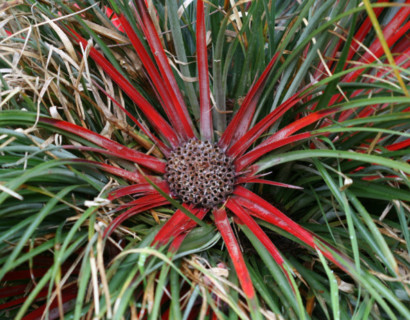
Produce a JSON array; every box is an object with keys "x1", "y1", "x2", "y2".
[
  {"x1": 196, "y1": 0, "x2": 213, "y2": 141},
  {"x1": 21, "y1": 0, "x2": 407, "y2": 317}
]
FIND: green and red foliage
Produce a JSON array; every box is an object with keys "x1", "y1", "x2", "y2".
[{"x1": 0, "y1": 0, "x2": 409, "y2": 319}]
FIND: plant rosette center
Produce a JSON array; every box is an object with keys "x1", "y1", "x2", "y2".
[{"x1": 165, "y1": 138, "x2": 236, "y2": 208}]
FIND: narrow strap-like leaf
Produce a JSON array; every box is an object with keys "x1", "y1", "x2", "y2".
[
  {"x1": 236, "y1": 105, "x2": 342, "y2": 170},
  {"x1": 108, "y1": 183, "x2": 159, "y2": 200},
  {"x1": 233, "y1": 186, "x2": 353, "y2": 272},
  {"x1": 236, "y1": 132, "x2": 315, "y2": 171},
  {"x1": 219, "y1": 53, "x2": 279, "y2": 150},
  {"x1": 196, "y1": 0, "x2": 213, "y2": 141},
  {"x1": 154, "y1": 205, "x2": 208, "y2": 246},
  {"x1": 226, "y1": 198, "x2": 286, "y2": 269},
  {"x1": 213, "y1": 207, "x2": 255, "y2": 299},
  {"x1": 67, "y1": 28, "x2": 180, "y2": 147},
  {"x1": 69, "y1": 159, "x2": 156, "y2": 183},
  {"x1": 227, "y1": 87, "x2": 310, "y2": 158},
  {"x1": 332, "y1": 6, "x2": 410, "y2": 105},
  {"x1": 104, "y1": 194, "x2": 169, "y2": 237},
  {"x1": 40, "y1": 117, "x2": 166, "y2": 173},
  {"x1": 345, "y1": 0, "x2": 385, "y2": 63},
  {"x1": 386, "y1": 138, "x2": 410, "y2": 151},
  {"x1": 313, "y1": 0, "x2": 384, "y2": 81},
  {"x1": 93, "y1": 80, "x2": 170, "y2": 156},
  {"x1": 235, "y1": 178, "x2": 303, "y2": 190},
  {"x1": 61, "y1": 145, "x2": 166, "y2": 173},
  {"x1": 135, "y1": 0, "x2": 195, "y2": 137},
  {"x1": 119, "y1": 14, "x2": 195, "y2": 140},
  {"x1": 349, "y1": 5, "x2": 409, "y2": 82}
]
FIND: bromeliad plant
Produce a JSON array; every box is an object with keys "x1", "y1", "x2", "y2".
[{"x1": 1, "y1": 0, "x2": 409, "y2": 319}]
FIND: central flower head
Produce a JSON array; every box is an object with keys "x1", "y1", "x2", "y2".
[{"x1": 165, "y1": 138, "x2": 235, "y2": 208}]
